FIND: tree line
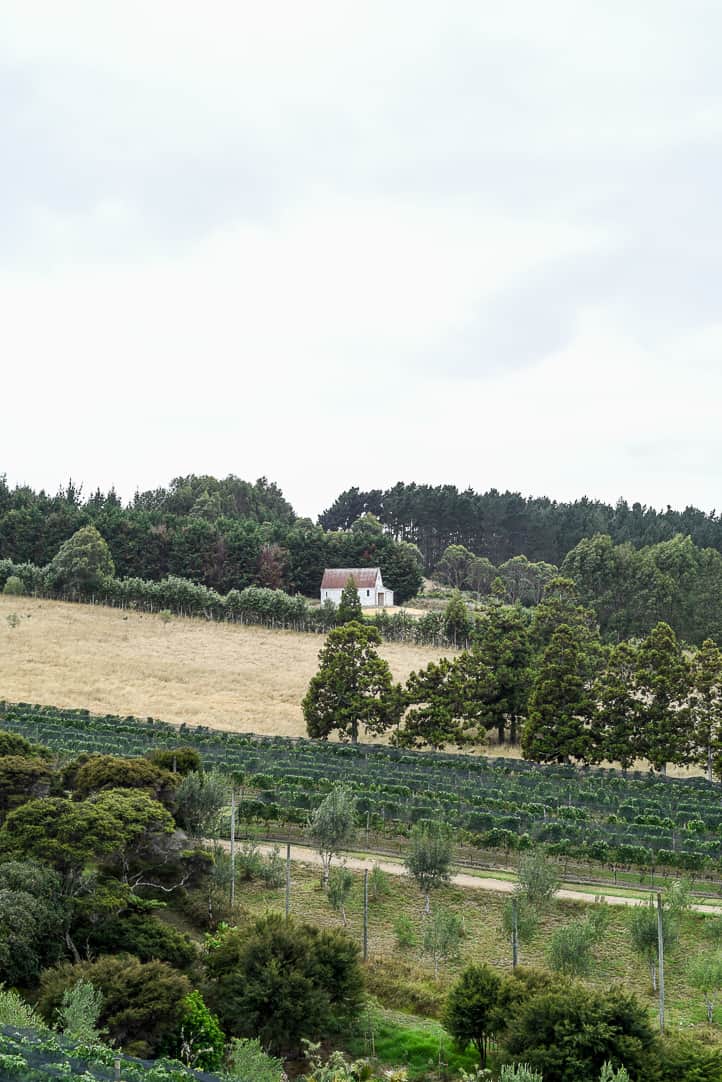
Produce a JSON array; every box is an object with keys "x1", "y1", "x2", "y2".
[
  {"x1": 320, "y1": 482, "x2": 722, "y2": 570},
  {"x1": 0, "y1": 474, "x2": 423, "y2": 602},
  {"x1": 304, "y1": 582, "x2": 722, "y2": 778}
]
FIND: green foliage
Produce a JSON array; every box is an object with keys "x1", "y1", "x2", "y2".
[
  {"x1": 394, "y1": 914, "x2": 418, "y2": 950},
  {"x1": 2, "y1": 575, "x2": 24, "y2": 596},
  {"x1": 5, "y1": 612, "x2": 19, "y2": 629},
  {"x1": 327, "y1": 865, "x2": 354, "y2": 924},
  {"x1": 38, "y1": 954, "x2": 191, "y2": 1058},
  {"x1": 396, "y1": 650, "x2": 492, "y2": 750},
  {"x1": 405, "y1": 820, "x2": 453, "y2": 911},
  {"x1": 338, "y1": 577, "x2": 364, "y2": 623},
  {"x1": 368, "y1": 863, "x2": 390, "y2": 901},
  {"x1": 634, "y1": 622, "x2": 691, "y2": 773},
  {"x1": 548, "y1": 905, "x2": 609, "y2": 977},
  {"x1": 629, "y1": 897, "x2": 678, "y2": 991},
  {"x1": 501, "y1": 979, "x2": 656, "y2": 1082},
  {"x1": 444, "y1": 962, "x2": 502, "y2": 1066},
  {"x1": 0, "y1": 987, "x2": 46, "y2": 1028},
  {"x1": 174, "y1": 990, "x2": 224, "y2": 1070},
  {"x1": 501, "y1": 897, "x2": 538, "y2": 949},
  {"x1": 174, "y1": 771, "x2": 227, "y2": 838},
  {"x1": 226, "y1": 1036, "x2": 286, "y2": 1082},
  {"x1": 56, "y1": 979, "x2": 105, "y2": 1043},
  {"x1": 523, "y1": 623, "x2": 595, "y2": 763},
  {"x1": 78, "y1": 913, "x2": 197, "y2": 970},
  {"x1": 598, "y1": 1065, "x2": 629, "y2": 1082},
  {"x1": 204, "y1": 913, "x2": 363, "y2": 1054},
  {"x1": 48, "y1": 524, "x2": 115, "y2": 594},
  {"x1": 303, "y1": 622, "x2": 398, "y2": 743},
  {"x1": 147, "y1": 747, "x2": 203, "y2": 776},
  {"x1": 0, "y1": 860, "x2": 65, "y2": 986},
  {"x1": 307, "y1": 785, "x2": 357, "y2": 887},
  {"x1": 516, "y1": 850, "x2": 560, "y2": 910},
  {"x1": 443, "y1": 590, "x2": 473, "y2": 645},
  {"x1": 422, "y1": 905, "x2": 463, "y2": 977},
  {"x1": 648, "y1": 1033, "x2": 722, "y2": 1081},
  {"x1": 68, "y1": 753, "x2": 178, "y2": 806},
  {"x1": 687, "y1": 951, "x2": 722, "y2": 1023},
  {"x1": 499, "y1": 1066, "x2": 544, "y2": 1082},
  {"x1": 0, "y1": 755, "x2": 53, "y2": 822}
]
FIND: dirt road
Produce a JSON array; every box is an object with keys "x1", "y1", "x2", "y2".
[{"x1": 220, "y1": 841, "x2": 722, "y2": 913}]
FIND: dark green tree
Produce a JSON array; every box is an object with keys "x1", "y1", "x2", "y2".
[
  {"x1": 303, "y1": 622, "x2": 398, "y2": 743},
  {"x1": 38, "y1": 955, "x2": 191, "y2": 1058},
  {"x1": 396, "y1": 653, "x2": 491, "y2": 750},
  {"x1": 337, "y1": 576, "x2": 363, "y2": 623},
  {"x1": 592, "y1": 641, "x2": 640, "y2": 769},
  {"x1": 48, "y1": 524, "x2": 115, "y2": 594},
  {"x1": 444, "y1": 962, "x2": 502, "y2": 1067},
  {"x1": 690, "y1": 639, "x2": 722, "y2": 781},
  {"x1": 522, "y1": 624, "x2": 594, "y2": 763},
  {"x1": 473, "y1": 606, "x2": 532, "y2": 744},
  {"x1": 501, "y1": 979, "x2": 656, "y2": 1082},
  {"x1": 203, "y1": 914, "x2": 363, "y2": 1054},
  {"x1": 443, "y1": 590, "x2": 473, "y2": 645},
  {"x1": 634, "y1": 621, "x2": 691, "y2": 773}
]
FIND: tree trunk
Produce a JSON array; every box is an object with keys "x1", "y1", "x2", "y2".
[
  {"x1": 707, "y1": 996, "x2": 713, "y2": 1023},
  {"x1": 497, "y1": 722, "x2": 505, "y2": 745},
  {"x1": 708, "y1": 745, "x2": 714, "y2": 783},
  {"x1": 650, "y1": 960, "x2": 657, "y2": 992},
  {"x1": 65, "y1": 930, "x2": 81, "y2": 965}
]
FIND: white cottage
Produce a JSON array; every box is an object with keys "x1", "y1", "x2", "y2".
[{"x1": 320, "y1": 567, "x2": 394, "y2": 608}]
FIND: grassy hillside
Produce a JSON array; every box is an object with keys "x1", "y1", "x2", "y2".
[{"x1": 0, "y1": 595, "x2": 450, "y2": 736}]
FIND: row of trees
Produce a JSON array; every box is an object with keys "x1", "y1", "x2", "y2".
[
  {"x1": 320, "y1": 482, "x2": 722, "y2": 569},
  {"x1": 0, "y1": 475, "x2": 423, "y2": 602},
  {"x1": 304, "y1": 594, "x2": 722, "y2": 776}
]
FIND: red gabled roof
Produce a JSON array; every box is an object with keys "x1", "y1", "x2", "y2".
[{"x1": 321, "y1": 567, "x2": 380, "y2": 590}]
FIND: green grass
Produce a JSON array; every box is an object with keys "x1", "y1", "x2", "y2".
[
  {"x1": 230, "y1": 859, "x2": 722, "y2": 1035},
  {"x1": 345, "y1": 1004, "x2": 478, "y2": 1079}
]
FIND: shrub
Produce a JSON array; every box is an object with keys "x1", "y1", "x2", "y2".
[
  {"x1": 0, "y1": 986, "x2": 46, "y2": 1028},
  {"x1": 204, "y1": 913, "x2": 363, "y2": 1054},
  {"x1": 56, "y1": 979, "x2": 104, "y2": 1043},
  {"x1": 395, "y1": 914, "x2": 417, "y2": 949},
  {"x1": 226, "y1": 1037, "x2": 285, "y2": 1082},
  {"x1": 38, "y1": 954, "x2": 191, "y2": 1057},
  {"x1": 174, "y1": 989, "x2": 224, "y2": 1070},
  {"x1": 2, "y1": 576, "x2": 24, "y2": 596}
]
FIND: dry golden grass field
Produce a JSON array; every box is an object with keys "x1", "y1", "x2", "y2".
[{"x1": 0, "y1": 595, "x2": 453, "y2": 736}]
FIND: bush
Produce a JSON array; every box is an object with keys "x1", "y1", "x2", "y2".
[
  {"x1": 394, "y1": 914, "x2": 417, "y2": 949},
  {"x1": 38, "y1": 954, "x2": 191, "y2": 1057},
  {"x1": 0, "y1": 987, "x2": 46, "y2": 1028},
  {"x1": 173, "y1": 989, "x2": 224, "y2": 1070},
  {"x1": 2, "y1": 576, "x2": 24, "y2": 596},
  {"x1": 204, "y1": 913, "x2": 364, "y2": 1054},
  {"x1": 226, "y1": 1037, "x2": 285, "y2": 1082},
  {"x1": 56, "y1": 979, "x2": 104, "y2": 1043},
  {"x1": 78, "y1": 913, "x2": 197, "y2": 970}
]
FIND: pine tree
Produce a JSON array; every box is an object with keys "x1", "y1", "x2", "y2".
[
  {"x1": 395, "y1": 652, "x2": 492, "y2": 750},
  {"x1": 522, "y1": 623, "x2": 593, "y2": 763},
  {"x1": 634, "y1": 622, "x2": 691, "y2": 773},
  {"x1": 302, "y1": 622, "x2": 397, "y2": 743},
  {"x1": 592, "y1": 641, "x2": 640, "y2": 769},
  {"x1": 690, "y1": 639, "x2": 722, "y2": 781},
  {"x1": 473, "y1": 606, "x2": 532, "y2": 744},
  {"x1": 337, "y1": 577, "x2": 363, "y2": 623}
]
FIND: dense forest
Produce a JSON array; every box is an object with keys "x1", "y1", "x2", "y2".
[
  {"x1": 320, "y1": 483, "x2": 722, "y2": 570},
  {"x1": 0, "y1": 474, "x2": 423, "y2": 603}
]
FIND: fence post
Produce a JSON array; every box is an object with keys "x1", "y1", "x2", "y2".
[
  {"x1": 285, "y1": 842, "x2": 291, "y2": 918},
  {"x1": 229, "y1": 788, "x2": 235, "y2": 908},
  {"x1": 657, "y1": 892, "x2": 665, "y2": 1032},
  {"x1": 363, "y1": 868, "x2": 369, "y2": 962},
  {"x1": 511, "y1": 896, "x2": 519, "y2": 970}
]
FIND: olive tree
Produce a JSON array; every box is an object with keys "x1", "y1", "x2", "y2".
[
  {"x1": 405, "y1": 820, "x2": 453, "y2": 913},
  {"x1": 307, "y1": 786, "x2": 357, "y2": 888}
]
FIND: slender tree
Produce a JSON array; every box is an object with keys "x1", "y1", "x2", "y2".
[
  {"x1": 307, "y1": 786, "x2": 357, "y2": 888},
  {"x1": 405, "y1": 820, "x2": 453, "y2": 913},
  {"x1": 337, "y1": 576, "x2": 363, "y2": 623}
]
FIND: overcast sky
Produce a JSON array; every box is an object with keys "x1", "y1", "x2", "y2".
[{"x1": 2, "y1": 2, "x2": 721, "y2": 519}]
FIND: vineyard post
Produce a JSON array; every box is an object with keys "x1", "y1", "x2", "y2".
[
  {"x1": 285, "y1": 842, "x2": 291, "y2": 918},
  {"x1": 657, "y1": 891, "x2": 665, "y2": 1032},
  {"x1": 229, "y1": 787, "x2": 235, "y2": 907},
  {"x1": 363, "y1": 868, "x2": 369, "y2": 962}
]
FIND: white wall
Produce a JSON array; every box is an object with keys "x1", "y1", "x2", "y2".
[{"x1": 320, "y1": 579, "x2": 393, "y2": 607}]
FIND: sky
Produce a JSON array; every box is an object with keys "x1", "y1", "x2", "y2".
[{"x1": 2, "y1": 1, "x2": 722, "y2": 519}]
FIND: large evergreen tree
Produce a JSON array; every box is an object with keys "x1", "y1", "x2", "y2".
[
  {"x1": 634, "y1": 622, "x2": 691, "y2": 773},
  {"x1": 302, "y1": 622, "x2": 398, "y2": 743},
  {"x1": 592, "y1": 641, "x2": 640, "y2": 769},
  {"x1": 473, "y1": 606, "x2": 532, "y2": 744},
  {"x1": 690, "y1": 639, "x2": 722, "y2": 781},
  {"x1": 522, "y1": 624, "x2": 594, "y2": 763}
]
